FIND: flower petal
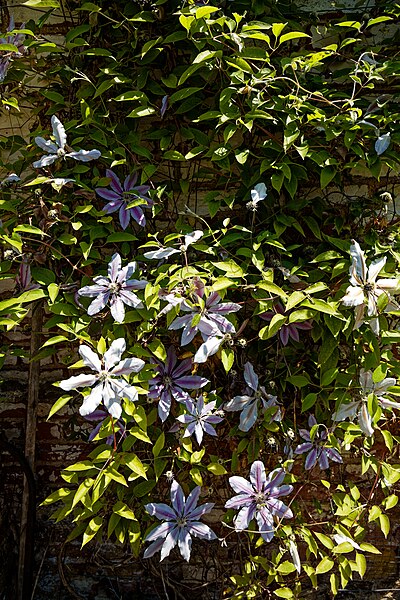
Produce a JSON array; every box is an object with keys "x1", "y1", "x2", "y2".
[
  {"x1": 79, "y1": 345, "x2": 102, "y2": 372},
  {"x1": 228, "y1": 476, "x2": 254, "y2": 495},
  {"x1": 51, "y1": 115, "x2": 67, "y2": 149},
  {"x1": 250, "y1": 461, "x2": 266, "y2": 492},
  {"x1": 79, "y1": 383, "x2": 104, "y2": 416},
  {"x1": 59, "y1": 373, "x2": 97, "y2": 391},
  {"x1": 244, "y1": 362, "x2": 258, "y2": 391},
  {"x1": 104, "y1": 338, "x2": 126, "y2": 370}
]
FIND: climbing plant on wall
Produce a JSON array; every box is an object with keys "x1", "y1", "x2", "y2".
[{"x1": 1, "y1": 0, "x2": 400, "y2": 597}]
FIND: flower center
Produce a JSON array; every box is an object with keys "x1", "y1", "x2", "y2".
[
  {"x1": 363, "y1": 283, "x2": 374, "y2": 292},
  {"x1": 109, "y1": 282, "x2": 122, "y2": 293},
  {"x1": 122, "y1": 191, "x2": 135, "y2": 202},
  {"x1": 254, "y1": 491, "x2": 268, "y2": 508},
  {"x1": 255, "y1": 389, "x2": 263, "y2": 399},
  {"x1": 57, "y1": 148, "x2": 66, "y2": 157},
  {"x1": 98, "y1": 371, "x2": 109, "y2": 382},
  {"x1": 163, "y1": 375, "x2": 173, "y2": 387},
  {"x1": 176, "y1": 517, "x2": 187, "y2": 528}
]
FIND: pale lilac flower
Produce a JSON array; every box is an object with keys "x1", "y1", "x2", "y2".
[
  {"x1": 177, "y1": 395, "x2": 223, "y2": 445},
  {"x1": 33, "y1": 116, "x2": 101, "y2": 169},
  {"x1": 148, "y1": 346, "x2": 209, "y2": 422},
  {"x1": 169, "y1": 285, "x2": 241, "y2": 362},
  {"x1": 246, "y1": 182, "x2": 267, "y2": 211},
  {"x1": 85, "y1": 408, "x2": 126, "y2": 445},
  {"x1": 1, "y1": 173, "x2": 20, "y2": 186},
  {"x1": 0, "y1": 17, "x2": 25, "y2": 82},
  {"x1": 59, "y1": 338, "x2": 144, "y2": 419},
  {"x1": 15, "y1": 257, "x2": 40, "y2": 292},
  {"x1": 95, "y1": 169, "x2": 153, "y2": 229},
  {"x1": 294, "y1": 415, "x2": 342, "y2": 470},
  {"x1": 333, "y1": 368, "x2": 399, "y2": 436},
  {"x1": 78, "y1": 253, "x2": 147, "y2": 322},
  {"x1": 225, "y1": 462, "x2": 293, "y2": 542},
  {"x1": 160, "y1": 95, "x2": 168, "y2": 118},
  {"x1": 144, "y1": 480, "x2": 217, "y2": 561},
  {"x1": 341, "y1": 240, "x2": 399, "y2": 335},
  {"x1": 143, "y1": 231, "x2": 203, "y2": 260},
  {"x1": 260, "y1": 302, "x2": 312, "y2": 346},
  {"x1": 225, "y1": 362, "x2": 281, "y2": 432}
]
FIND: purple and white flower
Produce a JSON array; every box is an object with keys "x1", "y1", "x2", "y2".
[
  {"x1": 0, "y1": 17, "x2": 25, "y2": 82},
  {"x1": 15, "y1": 256, "x2": 40, "y2": 292},
  {"x1": 177, "y1": 395, "x2": 223, "y2": 445},
  {"x1": 148, "y1": 346, "x2": 209, "y2": 422},
  {"x1": 78, "y1": 253, "x2": 147, "y2": 322},
  {"x1": 259, "y1": 302, "x2": 312, "y2": 346},
  {"x1": 0, "y1": 173, "x2": 20, "y2": 187},
  {"x1": 225, "y1": 461, "x2": 293, "y2": 542},
  {"x1": 294, "y1": 415, "x2": 342, "y2": 470},
  {"x1": 246, "y1": 182, "x2": 267, "y2": 211},
  {"x1": 341, "y1": 240, "x2": 399, "y2": 335},
  {"x1": 169, "y1": 284, "x2": 241, "y2": 363},
  {"x1": 58, "y1": 338, "x2": 144, "y2": 419},
  {"x1": 96, "y1": 169, "x2": 153, "y2": 230},
  {"x1": 332, "y1": 368, "x2": 399, "y2": 436},
  {"x1": 225, "y1": 362, "x2": 281, "y2": 432},
  {"x1": 33, "y1": 116, "x2": 101, "y2": 169},
  {"x1": 144, "y1": 480, "x2": 217, "y2": 561}
]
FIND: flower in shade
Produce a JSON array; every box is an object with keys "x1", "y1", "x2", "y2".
[
  {"x1": 341, "y1": 240, "x2": 399, "y2": 335},
  {"x1": 58, "y1": 338, "x2": 144, "y2": 419},
  {"x1": 332, "y1": 368, "x2": 400, "y2": 437},
  {"x1": 169, "y1": 283, "x2": 241, "y2": 363},
  {"x1": 78, "y1": 253, "x2": 147, "y2": 322},
  {"x1": 0, "y1": 16, "x2": 25, "y2": 82},
  {"x1": 148, "y1": 346, "x2": 209, "y2": 422},
  {"x1": 95, "y1": 169, "x2": 153, "y2": 229},
  {"x1": 259, "y1": 302, "x2": 312, "y2": 346},
  {"x1": 246, "y1": 182, "x2": 267, "y2": 211},
  {"x1": 225, "y1": 461, "x2": 293, "y2": 542},
  {"x1": 225, "y1": 362, "x2": 281, "y2": 432},
  {"x1": 15, "y1": 256, "x2": 40, "y2": 292},
  {"x1": 144, "y1": 480, "x2": 217, "y2": 561},
  {"x1": 84, "y1": 408, "x2": 126, "y2": 445},
  {"x1": 294, "y1": 415, "x2": 342, "y2": 470},
  {"x1": 33, "y1": 116, "x2": 101, "y2": 169},
  {"x1": 143, "y1": 230, "x2": 203, "y2": 260},
  {"x1": 176, "y1": 395, "x2": 223, "y2": 445}
]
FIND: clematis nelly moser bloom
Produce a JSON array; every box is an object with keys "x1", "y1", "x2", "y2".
[
  {"x1": 341, "y1": 240, "x2": 399, "y2": 335},
  {"x1": 143, "y1": 230, "x2": 203, "y2": 260},
  {"x1": 333, "y1": 368, "x2": 399, "y2": 436},
  {"x1": 33, "y1": 116, "x2": 101, "y2": 169},
  {"x1": 246, "y1": 182, "x2": 267, "y2": 211},
  {"x1": 96, "y1": 169, "x2": 153, "y2": 230},
  {"x1": 169, "y1": 284, "x2": 241, "y2": 363},
  {"x1": 176, "y1": 395, "x2": 223, "y2": 445},
  {"x1": 78, "y1": 253, "x2": 147, "y2": 322},
  {"x1": 144, "y1": 480, "x2": 217, "y2": 561},
  {"x1": 260, "y1": 302, "x2": 312, "y2": 346},
  {"x1": 225, "y1": 461, "x2": 293, "y2": 543},
  {"x1": 59, "y1": 338, "x2": 144, "y2": 419},
  {"x1": 294, "y1": 415, "x2": 342, "y2": 470},
  {"x1": 225, "y1": 362, "x2": 281, "y2": 432},
  {"x1": 148, "y1": 346, "x2": 209, "y2": 422}
]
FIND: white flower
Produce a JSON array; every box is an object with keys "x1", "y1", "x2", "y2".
[
  {"x1": 33, "y1": 115, "x2": 101, "y2": 169},
  {"x1": 143, "y1": 230, "x2": 203, "y2": 260},
  {"x1": 246, "y1": 182, "x2": 267, "y2": 211},
  {"x1": 59, "y1": 339, "x2": 144, "y2": 419},
  {"x1": 341, "y1": 240, "x2": 399, "y2": 334},
  {"x1": 333, "y1": 368, "x2": 399, "y2": 437}
]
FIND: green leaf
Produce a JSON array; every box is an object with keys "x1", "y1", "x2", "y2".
[
  {"x1": 315, "y1": 556, "x2": 334, "y2": 574},
  {"x1": 221, "y1": 347, "x2": 234, "y2": 372},
  {"x1": 212, "y1": 260, "x2": 244, "y2": 278},
  {"x1": 287, "y1": 375, "x2": 310, "y2": 388},
  {"x1": 359, "y1": 542, "x2": 381, "y2": 554},
  {"x1": 24, "y1": 0, "x2": 59, "y2": 6},
  {"x1": 276, "y1": 561, "x2": 297, "y2": 574},
  {"x1": 170, "y1": 87, "x2": 203, "y2": 103},
  {"x1": 13, "y1": 225, "x2": 47, "y2": 236},
  {"x1": 196, "y1": 5, "x2": 219, "y2": 18},
  {"x1": 42, "y1": 335, "x2": 70, "y2": 348},
  {"x1": 48, "y1": 283, "x2": 59, "y2": 303},
  {"x1": 152, "y1": 432, "x2": 165, "y2": 458},
  {"x1": 113, "y1": 501, "x2": 137, "y2": 520},
  {"x1": 379, "y1": 513, "x2": 390, "y2": 538},
  {"x1": 259, "y1": 313, "x2": 287, "y2": 340},
  {"x1": 207, "y1": 462, "x2": 227, "y2": 475},
  {"x1": 320, "y1": 166, "x2": 336, "y2": 189},
  {"x1": 273, "y1": 588, "x2": 293, "y2": 599},
  {"x1": 355, "y1": 552, "x2": 367, "y2": 578},
  {"x1": 302, "y1": 393, "x2": 318, "y2": 412},
  {"x1": 163, "y1": 150, "x2": 186, "y2": 161},
  {"x1": 127, "y1": 107, "x2": 156, "y2": 119},
  {"x1": 72, "y1": 478, "x2": 94, "y2": 508}
]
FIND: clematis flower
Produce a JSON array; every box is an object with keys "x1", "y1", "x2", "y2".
[
  {"x1": 95, "y1": 169, "x2": 153, "y2": 229},
  {"x1": 144, "y1": 480, "x2": 217, "y2": 561},
  {"x1": 333, "y1": 368, "x2": 400, "y2": 436},
  {"x1": 0, "y1": 16, "x2": 25, "y2": 82},
  {"x1": 259, "y1": 302, "x2": 312, "y2": 346},
  {"x1": 84, "y1": 408, "x2": 126, "y2": 445},
  {"x1": 143, "y1": 230, "x2": 203, "y2": 260},
  {"x1": 294, "y1": 415, "x2": 342, "y2": 470},
  {"x1": 169, "y1": 285, "x2": 241, "y2": 363},
  {"x1": 33, "y1": 116, "x2": 101, "y2": 169},
  {"x1": 176, "y1": 395, "x2": 223, "y2": 445},
  {"x1": 0, "y1": 173, "x2": 20, "y2": 186},
  {"x1": 58, "y1": 338, "x2": 144, "y2": 419},
  {"x1": 341, "y1": 240, "x2": 399, "y2": 335},
  {"x1": 78, "y1": 253, "x2": 147, "y2": 322},
  {"x1": 15, "y1": 256, "x2": 40, "y2": 292},
  {"x1": 225, "y1": 362, "x2": 281, "y2": 432},
  {"x1": 148, "y1": 346, "x2": 209, "y2": 422},
  {"x1": 225, "y1": 461, "x2": 293, "y2": 542},
  {"x1": 246, "y1": 182, "x2": 267, "y2": 211}
]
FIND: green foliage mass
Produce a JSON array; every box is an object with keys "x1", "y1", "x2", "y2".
[{"x1": 1, "y1": 0, "x2": 400, "y2": 597}]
